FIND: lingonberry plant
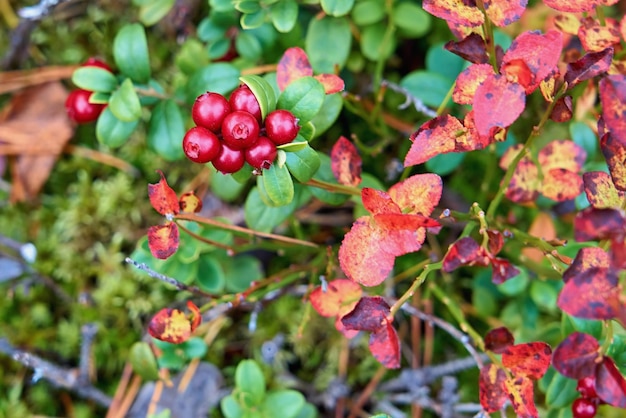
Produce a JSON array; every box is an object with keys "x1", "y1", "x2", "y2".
[{"x1": 3, "y1": 0, "x2": 626, "y2": 417}]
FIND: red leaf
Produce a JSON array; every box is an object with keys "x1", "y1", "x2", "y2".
[
  {"x1": 599, "y1": 75, "x2": 626, "y2": 153},
  {"x1": 147, "y1": 223, "x2": 180, "y2": 259},
  {"x1": 595, "y1": 356, "x2": 626, "y2": 408},
  {"x1": 341, "y1": 296, "x2": 390, "y2": 332},
  {"x1": 453, "y1": 63, "x2": 493, "y2": 105},
  {"x1": 179, "y1": 191, "x2": 203, "y2": 213},
  {"x1": 423, "y1": 0, "x2": 484, "y2": 28},
  {"x1": 490, "y1": 257, "x2": 520, "y2": 284},
  {"x1": 564, "y1": 48, "x2": 614, "y2": 88},
  {"x1": 504, "y1": 159, "x2": 540, "y2": 203},
  {"x1": 314, "y1": 73, "x2": 345, "y2": 94},
  {"x1": 562, "y1": 247, "x2": 610, "y2": 284},
  {"x1": 369, "y1": 321, "x2": 401, "y2": 369},
  {"x1": 479, "y1": 364, "x2": 508, "y2": 413},
  {"x1": 502, "y1": 342, "x2": 552, "y2": 380},
  {"x1": 543, "y1": 0, "x2": 599, "y2": 12},
  {"x1": 444, "y1": 33, "x2": 489, "y2": 64},
  {"x1": 454, "y1": 111, "x2": 493, "y2": 152},
  {"x1": 187, "y1": 300, "x2": 201, "y2": 332},
  {"x1": 578, "y1": 17, "x2": 620, "y2": 52},
  {"x1": 483, "y1": 0, "x2": 527, "y2": 28},
  {"x1": 473, "y1": 74, "x2": 525, "y2": 137},
  {"x1": 486, "y1": 230, "x2": 504, "y2": 255},
  {"x1": 505, "y1": 376, "x2": 538, "y2": 418},
  {"x1": 361, "y1": 188, "x2": 401, "y2": 215},
  {"x1": 574, "y1": 207, "x2": 626, "y2": 242},
  {"x1": 538, "y1": 140, "x2": 586, "y2": 173},
  {"x1": 442, "y1": 237, "x2": 490, "y2": 272},
  {"x1": 600, "y1": 132, "x2": 626, "y2": 191},
  {"x1": 373, "y1": 213, "x2": 440, "y2": 230},
  {"x1": 404, "y1": 115, "x2": 461, "y2": 166},
  {"x1": 557, "y1": 266, "x2": 620, "y2": 320},
  {"x1": 583, "y1": 171, "x2": 624, "y2": 209},
  {"x1": 388, "y1": 173, "x2": 443, "y2": 216},
  {"x1": 485, "y1": 327, "x2": 515, "y2": 354},
  {"x1": 549, "y1": 96, "x2": 573, "y2": 123},
  {"x1": 331, "y1": 136, "x2": 362, "y2": 187},
  {"x1": 276, "y1": 47, "x2": 313, "y2": 91},
  {"x1": 148, "y1": 171, "x2": 180, "y2": 216},
  {"x1": 148, "y1": 307, "x2": 193, "y2": 344},
  {"x1": 309, "y1": 279, "x2": 362, "y2": 318},
  {"x1": 552, "y1": 332, "x2": 601, "y2": 379},
  {"x1": 334, "y1": 316, "x2": 359, "y2": 339},
  {"x1": 541, "y1": 168, "x2": 583, "y2": 201},
  {"x1": 501, "y1": 30, "x2": 563, "y2": 93}
]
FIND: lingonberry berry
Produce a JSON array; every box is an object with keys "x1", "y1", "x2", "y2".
[
  {"x1": 182, "y1": 127, "x2": 222, "y2": 164},
  {"x1": 265, "y1": 109, "x2": 300, "y2": 145},
  {"x1": 572, "y1": 398, "x2": 597, "y2": 418},
  {"x1": 221, "y1": 110, "x2": 260, "y2": 150},
  {"x1": 212, "y1": 143, "x2": 245, "y2": 174},
  {"x1": 192, "y1": 92, "x2": 230, "y2": 133},
  {"x1": 229, "y1": 85, "x2": 262, "y2": 122},
  {"x1": 245, "y1": 136, "x2": 277, "y2": 170},
  {"x1": 83, "y1": 57, "x2": 113, "y2": 72},
  {"x1": 576, "y1": 376, "x2": 599, "y2": 400},
  {"x1": 65, "y1": 89, "x2": 106, "y2": 123}
]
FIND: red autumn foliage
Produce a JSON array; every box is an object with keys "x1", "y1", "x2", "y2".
[{"x1": 330, "y1": 136, "x2": 362, "y2": 187}]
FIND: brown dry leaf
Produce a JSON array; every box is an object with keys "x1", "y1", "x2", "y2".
[
  {"x1": 0, "y1": 65, "x2": 77, "y2": 95},
  {"x1": 0, "y1": 82, "x2": 74, "y2": 202},
  {"x1": 522, "y1": 212, "x2": 557, "y2": 263}
]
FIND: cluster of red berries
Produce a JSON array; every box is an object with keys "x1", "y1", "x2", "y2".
[
  {"x1": 65, "y1": 58, "x2": 112, "y2": 124},
  {"x1": 183, "y1": 85, "x2": 300, "y2": 174},
  {"x1": 572, "y1": 376, "x2": 604, "y2": 418}
]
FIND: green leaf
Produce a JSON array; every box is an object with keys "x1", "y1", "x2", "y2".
[
  {"x1": 309, "y1": 153, "x2": 350, "y2": 205},
  {"x1": 261, "y1": 390, "x2": 305, "y2": 418},
  {"x1": 321, "y1": 0, "x2": 354, "y2": 16},
  {"x1": 129, "y1": 342, "x2": 159, "y2": 380},
  {"x1": 529, "y1": 280, "x2": 560, "y2": 312},
  {"x1": 187, "y1": 63, "x2": 241, "y2": 102},
  {"x1": 176, "y1": 39, "x2": 210, "y2": 75},
  {"x1": 196, "y1": 256, "x2": 226, "y2": 293},
  {"x1": 285, "y1": 144, "x2": 321, "y2": 182},
  {"x1": 392, "y1": 2, "x2": 431, "y2": 38},
  {"x1": 294, "y1": 403, "x2": 317, "y2": 418},
  {"x1": 224, "y1": 255, "x2": 263, "y2": 292},
  {"x1": 208, "y1": 38, "x2": 232, "y2": 60},
  {"x1": 210, "y1": 0, "x2": 236, "y2": 12},
  {"x1": 235, "y1": 360, "x2": 266, "y2": 403},
  {"x1": 298, "y1": 122, "x2": 315, "y2": 141},
  {"x1": 425, "y1": 42, "x2": 466, "y2": 82},
  {"x1": 263, "y1": 163, "x2": 295, "y2": 206},
  {"x1": 270, "y1": 0, "x2": 298, "y2": 33},
  {"x1": 309, "y1": 93, "x2": 343, "y2": 138},
  {"x1": 306, "y1": 17, "x2": 351, "y2": 73},
  {"x1": 244, "y1": 187, "x2": 299, "y2": 232},
  {"x1": 351, "y1": 0, "x2": 385, "y2": 26},
  {"x1": 496, "y1": 268, "x2": 528, "y2": 296},
  {"x1": 240, "y1": 74, "x2": 277, "y2": 120},
  {"x1": 361, "y1": 22, "x2": 396, "y2": 61},
  {"x1": 235, "y1": 31, "x2": 262, "y2": 61},
  {"x1": 278, "y1": 140, "x2": 308, "y2": 152},
  {"x1": 147, "y1": 100, "x2": 185, "y2": 161},
  {"x1": 198, "y1": 14, "x2": 234, "y2": 42},
  {"x1": 277, "y1": 77, "x2": 325, "y2": 123},
  {"x1": 570, "y1": 121, "x2": 597, "y2": 159},
  {"x1": 113, "y1": 23, "x2": 151, "y2": 83},
  {"x1": 234, "y1": 0, "x2": 260, "y2": 13},
  {"x1": 137, "y1": 0, "x2": 175, "y2": 26},
  {"x1": 545, "y1": 372, "x2": 578, "y2": 408},
  {"x1": 72, "y1": 67, "x2": 118, "y2": 92},
  {"x1": 182, "y1": 337, "x2": 208, "y2": 359},
  {"x1": 211, "y1": 171, "x2": 247, "y2": 201},
  {"x1": 221, "y1": 395, "x2": 244, "y2": 418},
  {"x1": 109, "y1": 78, "x2": 142, "y2": 122},
  {"x1": 425, "y1": 152, "x2": 465, "y2": 176},
  {"x1": 96, "y1": 107, "x2": 139, "y2": 148},
  {"x1": 400, "y1": 70, "x2": 453, "y2": 108},
  {"x1": 89, "y1": 91, "x2": 110, "y2": 104},
  {"x1": 241, "y1": 10, "x2": 265, "y2": 30}
]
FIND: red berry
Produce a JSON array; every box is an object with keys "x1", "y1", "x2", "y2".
[
  {"x1": 245, "y1": 136, "x2": 277, "y2": 170},
  {"x1": 576, "y1": 376, "x2": 598, "y2": 400},
  {"x1": 221, "y1": 110, "x2": 260, "y2": 150},
  {"x1": 192, "y1": 92, "x2": 230, "y2": 133},
  {"x1": 65, "y1": 89, "x2": 106, "y2": 123},
  {"x1": 212, "y1": 143, "x2": 245, "y2": 174},
  {"x1": 265, "y1": 110, "x2": 300, "y2": 145},
  {"x1": 182, "y1": 127, "x2": 222, "y2": 163},
  {"x1": 229, "y1": 85, "x2": 262, "y2": 122},
  {"x1": 83, "y1": 57, "x2": 113, "y2": 72},
  {"x1": 572, "y1": 398, "x2": 596, "y2": 418}
]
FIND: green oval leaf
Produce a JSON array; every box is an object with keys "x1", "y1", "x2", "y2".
[
  {"x1": 234, "y1": 0, "x2": 260, "y2": 14},
  {"x1": 224, "y1": 255, "x2": 263, "y2": 293},
  {"x1": 235, "y1": 31, "x2": 262, "y2": 61},
  {"x1": 113, "y1": 23, "x2": 151, "y2": 83},
  {"x1": 96, "y1": 107, "x2": 139, "y2": 147},
  {"x1": 270, "y1": 0, "x2": 298, "y2": 33},
  {"x1": 109, "y1": 78, "x2": 142, "y2": 122},
  {"x1": 262, "y1": 163, "x2": 294, "y2": 206},
  {"x1": 278, "y1": 140, "x2": 308, "y2": 152},
  {"x1": 285, "y1": 143, "x2": 321, "y2": 183},
  {"x1": 306, "y1": 16, "x2": 351, "y2": 73},
  {"x1": 147, "y1": 100, "x2": 185, "y2": 161},
  {"x1": 240, "y1": 74, "x2": 277, "y2": 120},
  {"x1": 545, "y1": 371, "x2": 578, "y2": 408},
  {"x1": 136, "y1": 0, "x2": 175, "y2": 26},
  {"x1": 309, "y1": 153, "x2": 350, "y2": 205},
  {"x1": 221, "y1": 395, "x2": 244, "y2": 418},
  {"x1": 400, "y1": 70, "x2": 453, "y2": 108},
  {"x1": 196, "y1": 256, "x2": 226, "y2": 293},
  {"x1": 298, "y1": 121, "x2": 315, "y2": 141},
  {"x1": 393, "y1": 2, "x2": 431, "y2": 38},
  {"x1": 241, "y1": 10, "x2": 265, "y2": 30},
  {"x1": 89, "y1": 91, "x2": 110, "y2": 104},
  {"x1": 321, "y1": 0, "x2": 354, "y2": 17},
  {"x1": 182, "y1": 337, "x2": 208, "y2": 359},
  {"x1": 187, "y1": 63, "x2": 241, "y2": 102},
  {"x1": 309, "y1": 93, "x2": 343, "y2": 138},
  {"x1": 129, "y1": 341, "x2": 159, "y2": 380},
  {"x1": 361, "y1": 22, "x2": 397, "y2": 61},
  {"x1": 235, "y1": 360, "x2": 266, "y2": 403},
  {"x1": 261, "y1": 390, "x2": 305, "y2": 418},
  {"x1": 244, "y1": 187, "x2": 299, "y2": 232},
  {"x1": 72, "y1": 67, "x2": 118, "y2": 92},
  {"x1": 277, "y1": 77, "x2": 325, "y2": 123},
  {"x1": 351, "y1": 0, "x2": 385, "y2": 26}
]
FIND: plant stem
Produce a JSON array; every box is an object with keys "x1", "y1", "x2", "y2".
[
  {"x1": 304, "y1": 178, "x2": 362, "y2": 196},
  {"x1": 390, "y1": 261, "x2": 442, "y2": 316}
]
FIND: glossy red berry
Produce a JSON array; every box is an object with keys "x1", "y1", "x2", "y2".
[
  {"x1": 572, "y1": 398, "x2": 596, "y2": 418},
  {"x1": 229, "y1": 85, "x2": 262, "y2": 122},
  {"x1": 245, "y1": 136, "x2": 277, "y2": 170},
  {"x1": 212, "y1": 143, "x2": 245, "y2": 174},
  {"x1": 182, "y1": 127, "x2": 222, "y2": 163},
  {"x1": 265, "y1": 110, "x2": 300, "y2": 145},
  {"x1": 65, "y1": 89, "x2": 106, "y2": 123},
  {"x1": 83, "y1": 57, "x2": 113, "y2": 72},
  {"x1": 221, "y1": 110, "x2": 260, "y2": 150},
  {"x1": 576, "y1": 376, "x2": 598, "y2": 400},
  {"x1": 192, "y1": 92, "x2": 230, "y2": 133}
]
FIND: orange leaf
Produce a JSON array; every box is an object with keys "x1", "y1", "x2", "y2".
[
  {"x1": 502, "y1": 342, "x2": 552, "y2": 380},
  {"x1": 473, "y1": 74, "x2": 525, "y2": 137},
  {"x1": 388, "y1": 173, "x2": 443, "y2": 217},
  {"x1": 521, "y1": 212, "x2": 556, "y2": 263},
  {"x1": 373, "y1": 213, "x2": 440, "y2": 230},
  {"x1": 484, "y1": 0, "x2": 527, "y2": 27},
  {"x1": 148, "y1": 223, "x2": 180, "y2": 259},
  {"x1": 179, "y1": 191, "x2": 203, "y2": 213},
  {"x1": 148, "y1": 307, "x2": 192, "y2": 344},
  {"x1": 309, "y1": 279, "x2": 362, "y2": 318},
  {"x1": 187, "y1": 300, "x2": 202, "y2": 332},
  {"x1": 361, "y1": 188, "x2": 401, "y2": 215},
  {"x1": 404, "y1": 115, "x2": 460, "y2": 166},
  {"x1": 541, "y1": 168, "x2": 583, "y2": 201},
  {"x1": 330, "y1": 136, "x2": 362, "y2": 187},
  {"x1": 479, "y1": 364, "x2": 508, "y2": 413},
  {"x1": 543, "y1": 0, "x2": 599, "y2": 12},
  {"x1": 583, "y1": 171, "x2": 624, "y2": 209},
  {"x1": 314, "y1": 73, "x2": 345, "y2": 94},
  {"x1": 578, "y1": 17, "x2": 620, "y2": 52},
  {"x1": 276, "y1": 47, "x2": 313, "y2": 91},
  {"x1": 504, "y1": 376, "x2": 538, "y2": 418},
  {"x1": 148, "y1": 171, "x2": 180, "y2": 216},
  {"x1": 538, "y1": 140, "x2": 586, "y2": 172},
  {"x1": 453, "y1": 63, "x2": 493, "y2": 105},
  {"x1": 423, "y1": 0, "x2": 484, "y2": 28}
]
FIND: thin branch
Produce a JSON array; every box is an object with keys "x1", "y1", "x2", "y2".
[
  {"x1": 124, "y1": 257, "x2": 214, "y2": 297},
  {"x1": 382, "y1": 80, "x2": 438, "y2": 118}
]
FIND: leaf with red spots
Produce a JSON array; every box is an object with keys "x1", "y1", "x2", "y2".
[
  {"x1": 552, "y1": 332, "x2": 601, "y2": 379},
  {"x1": 423, "y1": 0, "x2": 484, "y2": 28},
  {"x1": 543, "y1": 0, "x2": 599, "y2": 12},
  {"x1": 490, "y1": 257, "x2": 520, "y2": 284},
  {"x1": 444, "y1": 33, "x2": 489, "y2": 64},
  {"x1": 341, "y1": 296, "x2": 390, "y2": 333},
  {"x1": 147, "y1": 223, "x2": 180, "y2": 259},
  {"x1": 500, "y1": 146, "x2": 540, "y2": 203},
  {"x1": 599, "y1": 75, "x2": 626, "y2": 152},
  {"x1": 442, "y1": 237, "x2": 490, "y2": 272},
  {"x1": 473, "y1": 74, "x2": 525, "y2": 137},
  {"x1": 505, "y1": 376, "x2": 537, "y2": 418},
  {"x1": 309, "y1": 279, "x2": 362, "y2": 318},
  {"x1": 148, "y1": 306, "x2": 194, "y2": 344},
  {"x1": 369, "y1": 321, "x2": 401, "y2": 369},
  {"x1": 453, "y1": 63, "x2": 493, "y2": 105},
  {"x1": 583, "y1": 171, "x2": 624, "y2": 209},
  {"x1": 455, "y1": 111, "x2": 493, "y2": 152},
  {"x1": 574, "y1": 207, "x2": 626, "y2": 242},
  {"x1": 595, "y1": 356, "x2": 626, "y2": 408},
  {"x1": 501, "y1": 30, "x2": 563, "y2": 93},
  {"x1": 578, "y1": 17, "x2": 620, "y2": 52},
  {"x1": 564, "y1": 48, "x2": 614, "y2": 89},
  {"x1": 562, "y1": 247, "x2": 610, "y2": 283},
  {"x1": 179, "y1": 191, "x2": 203, "y2": 213},
  {"x1": 479, "y1": 364, "x2": 508, "y2": 413},
  {"x1": 539, "y1": 140, "x2": 586, "y2": 172},
  {"x1": 483, "y1": 0, "x2": 527, "y2": 27},
  {"x1": 148, "y1": 171, "x2": 180, "y2": 216},
  {"x1": 374, "y1": 213, "x2": 440, "y2": 230},
  {"x1": 502, "y1": 342, "x2": 551, "y2": 380},
  {"x1": 541, "y1": 168, "x2": 583, "y2": 201},
  {"x1": 361, "y1": 188, "x2": 401, "y2": 215},
  {"x1": 276, "y1": 47, "x2": 313, "y2": 91},
  {"x1": 485, "y1": 327, "x2": 515, "y2": 354},
  {"x1": 404, "y1": 115, "x2": 461, "y2": 166},
  {"x1": 600, "y1": 132, "x2": 626, "y2": 191},
  {"x1": 331, "y1": 136, "x2": 362, "y2": 187},
  {"x1": 314, "y1": 73, "x2": 345, "y2": 94}
]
